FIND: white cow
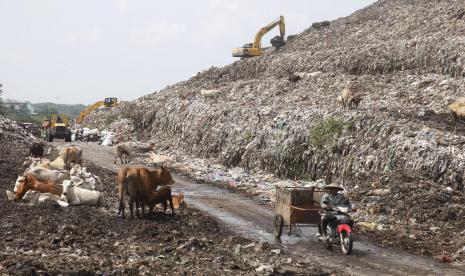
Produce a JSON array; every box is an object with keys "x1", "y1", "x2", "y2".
[
  {"x1": 69, "y1": 167, "x2": 104, "y2": 191},
  {"x1": 6, "y1": 190, "x2": 68, "y2": 207},
  {"x1": 68, "y1": 175, "x2": 103, "y2": 192},
  {"x1": 61, "y1": 180, "x2": 105, "y2": 206},
  {"x1": 23, "y1": 157, "x2": 46, "y2": 169},
  {"x1": 27, "y1": 166, "x2": 68, "y2": 184},
  {"x1": 40, "y1": 156, "x2": 66, "y2": 170}
]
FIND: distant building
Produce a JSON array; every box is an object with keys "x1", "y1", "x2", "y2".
[{"x1": 3, "y1": 99, "x2": 35, "y2": 114}]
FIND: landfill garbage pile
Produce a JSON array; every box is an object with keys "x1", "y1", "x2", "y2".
[
  {"x1": 353, "y1": 169, "x2": 465, "y2": 260},
  {"x1": 73, "y1": 128, "x2": 101, "y2": 142},
  {"x1": 82, "y1": 0, "x2": 465, "y2": 258},
  {"x1": 72, "y1": 126, "x2": 115, "y2": 146},
  {"x1": 0, "y1": 117, "x2": 40, "y2": 184},
  {"x1": 82, "y1": 101, "x2": 136, "y2": 142}
]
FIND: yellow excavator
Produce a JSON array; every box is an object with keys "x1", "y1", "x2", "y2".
[
  {"x1": 232, "y1": 15, "x2": 286, "y2": 58},
  {"x1": 76, "y1": 98, "x2": 118, "y2": 124}
]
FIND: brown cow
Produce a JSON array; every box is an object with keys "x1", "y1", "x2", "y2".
[
  {"x1": 63, "y1": 146, "x2": 82, "y2": 170},
  {"x1": 15, "y1": 173, "x2": 63, "y2": 200},
  {"x1": 117, "y1": 164, "x2": 175, "y2": 219},
  {"x1": 139, "y1": 186, "x2": 175, "y2": 216}
]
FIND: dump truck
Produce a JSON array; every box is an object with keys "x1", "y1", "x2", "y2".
[
  {"x1": 40, "y1": 114, "x2": 72, "y2": 142},
  {"x1": 232, "y1": 16, "x2": 286, "y2": 58}
]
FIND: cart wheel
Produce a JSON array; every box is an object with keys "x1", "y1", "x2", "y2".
[{"x1": 274, "y1": 215, "x2": 284, "y2": 242}]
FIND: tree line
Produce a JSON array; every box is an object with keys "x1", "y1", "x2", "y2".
[{"x1": 1, "y1": 100, "x2": 86, "y2": 124}]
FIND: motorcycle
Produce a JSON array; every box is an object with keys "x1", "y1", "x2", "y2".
[{"x1": 319, "y1": 205, "x2": 354, "y2": 255}]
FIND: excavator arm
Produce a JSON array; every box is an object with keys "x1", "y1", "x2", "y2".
[
  {"x1": 76, "y1": 98, "x2": 118, "y2": 124},
  {"x1": 76, "y1": 101, "x2": 104, "y2": 124},
  {"x1": 252, "y1": 16, "x2": 285, "y2": 49}
]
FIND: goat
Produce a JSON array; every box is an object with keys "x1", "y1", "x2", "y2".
[
  {"x1": 339, "y1": 81, "x2": 361, "y2": 109},
  {"x1": 449, "y1": 101, "x2": 465, "y2": 131},
  {"x1": 200, "y1": 89, "x2": 219, "y2": 99},
  {"x1": 348, "y1": 94, "x2": 362, "y2": 108},
  {"x1": 114, "y1": 143, "x2": 132, "y2": 164}
]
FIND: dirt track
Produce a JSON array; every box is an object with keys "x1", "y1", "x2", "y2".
[{"x1": 77, "y1": 142, "x2": 465, "y2": 275}]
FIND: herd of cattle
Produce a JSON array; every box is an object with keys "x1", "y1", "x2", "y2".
[{"x1": 7, "y1": 142, "x2": 184, "y2": 217}]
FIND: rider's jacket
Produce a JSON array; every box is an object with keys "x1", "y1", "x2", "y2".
[{"x1": 320, "y1": 192, "x2": 351, "y2": 212}]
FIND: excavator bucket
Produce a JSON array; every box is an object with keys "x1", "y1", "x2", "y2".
[{"x1": 270, "y1": 36, "x2": 286, "y2": 49}]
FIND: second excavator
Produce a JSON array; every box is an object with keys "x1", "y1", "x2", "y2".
[
  {"x1": 232, "y1": 15, "x2": 286, "y2": 58},
  {"x1": 76, "y1": 98, "x2": 118, "y2": 124}
]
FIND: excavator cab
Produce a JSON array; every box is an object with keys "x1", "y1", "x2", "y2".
[{"x1": 104, "y1": 97, "x2": 118, "y2": 107}]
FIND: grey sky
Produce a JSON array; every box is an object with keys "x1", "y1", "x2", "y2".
[{"x1": 1, "y1": 0, "x2": 376, "y2": 104}]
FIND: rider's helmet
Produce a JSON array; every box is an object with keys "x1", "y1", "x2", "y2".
[{"x1": 325, "y1": 183, "x2": 344, "y2": 191}]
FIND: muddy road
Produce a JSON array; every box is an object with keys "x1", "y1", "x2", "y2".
[{"x1": 73, "y1": 142, "x2": 465, "y2": 275}]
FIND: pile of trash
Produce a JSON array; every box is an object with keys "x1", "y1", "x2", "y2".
[
  {"x1": 80, "y1": 0, "x2": 465, "y2": 188},
  {"x1": 0, "y1": 117, "x2": 39, "y2": 182},
  {"x1": 73, "y1": 127, "x2": 114, "y2": 146},
  {"x1": 0, "y1": 117, "x2": 38, "y2": 144},
  {"x1": 76, "y1": 128, "x2": 102, "y2": 142},
  {"x1": 82, "y1": 102, "x2": 137, "y2": 142},
  {"x1": 78, "y1": 0, "x2": 465, "y2": 258}
]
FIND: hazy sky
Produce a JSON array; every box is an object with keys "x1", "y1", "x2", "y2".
[{"x1": 1, "y1": 0, "x2": 376, "y2": 104}]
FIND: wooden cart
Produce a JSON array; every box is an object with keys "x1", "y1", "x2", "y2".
[{"x1": 274, "y1": 186, "x2": 327, "y2": 241}]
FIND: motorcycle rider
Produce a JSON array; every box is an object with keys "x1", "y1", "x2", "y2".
[{"x1": 319, "y1": 183, "x2": 353, "y2": 241}]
